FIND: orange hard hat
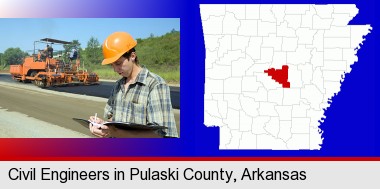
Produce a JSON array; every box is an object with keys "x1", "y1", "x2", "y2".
[{"x1": 102, "y1": 32, "x2": 137, "y2": 65}]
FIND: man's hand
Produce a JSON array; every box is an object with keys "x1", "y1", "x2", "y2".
[{"x1": 88, "y1": 116, "x2": 111, "y2": 138}]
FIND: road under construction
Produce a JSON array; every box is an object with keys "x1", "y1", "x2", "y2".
[{"x1": 0, "y1": 74, "x2": 180, "y2": 137}]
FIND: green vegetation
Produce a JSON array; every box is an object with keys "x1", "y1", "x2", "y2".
[
  {"x1": 0, "y1": 48, "x2": 28, "y2": 68},
  {"x1": 84, "y1": 30, "x2": 180, "y2": 83},
  {"x1": 137, "y1": 30, "x2": 180, "y2": 68},
  {"x1": 0, "y1": 30, "x2": 180, "y2": 84},
  {"x1": 0, "y1": 65, "x2": 9, "y2": 73}
]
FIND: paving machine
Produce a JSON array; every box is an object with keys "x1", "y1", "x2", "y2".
[{"x1": 10, "y1": 38, "x2": 99, "y2": 87}]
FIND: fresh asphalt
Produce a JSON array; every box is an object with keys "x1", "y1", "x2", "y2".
[
  {"x1": 45, "y1": 81, "x2": 180, "y2": 109},
  {"x1": 0, "y1": 74, "x2": 180, "y2": 109}
]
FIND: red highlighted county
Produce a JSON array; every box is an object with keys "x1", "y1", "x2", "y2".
[{"x1": 264, "y1": 65, "x2": 290, "y2": 88}]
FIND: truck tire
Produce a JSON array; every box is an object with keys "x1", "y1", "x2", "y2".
[
  {"x1": 41, "y1": 77, "x2": 48, "y2": 88},
  {"x1": 36, "y1": 75, "x2": 48, "y2": 88},
  {"x1": 30, "y1": 71, "x2": 38, "y2": 84}
]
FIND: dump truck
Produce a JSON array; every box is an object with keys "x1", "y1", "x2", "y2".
[{"x1": 10, "y1": 38, "x2": 99, "y2": 87}]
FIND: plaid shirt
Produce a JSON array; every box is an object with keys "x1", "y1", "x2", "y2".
[{"x1": 104, "y1": 67, "x2": 178, "y2": 138}]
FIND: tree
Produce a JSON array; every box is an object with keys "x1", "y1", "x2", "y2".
[
  {"x1": 0, "y1": 53, "x2": 3, "y2": 68},
  {"x1": 2, "y1": 48, "x2": 28, "y2": 65},
  {"x1": 136, "y1": 38, "x2": 143, "y2": 44},
  {"x1": 137, "y1": 30, "x2": 179, "y2": 68},
  {"x1": 63, "y1": 40, "x2": 81, "y2": 62},
  {"x1": 63, "y1": 40, "x2": 81, "y2": 52},
  {"x1": 84, "y1": 36, "x2": 103, "y2": 67}
]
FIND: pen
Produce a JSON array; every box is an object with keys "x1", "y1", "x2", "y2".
[{"x1": 93, "y1": 113, "x2": 101, "y2": 129}]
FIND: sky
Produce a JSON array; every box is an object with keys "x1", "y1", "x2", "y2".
[{"x1": 0, "y1": 18, "x2": 180, "y2": 53}]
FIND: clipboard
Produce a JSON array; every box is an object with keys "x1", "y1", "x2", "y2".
[{"x1": 72, "y1": 118, "x2": 167, "y2": 130}]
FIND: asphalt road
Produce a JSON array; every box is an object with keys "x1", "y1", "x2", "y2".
[
  {"x1": 0, "y1": 73, "x2": 180, "y2": 137},
  {"x1": 0, "y1": 74, "x2": 180, "y2": 109},
  {"x1": 0, "y1": 81, "x2": 105, "y2": 136}
]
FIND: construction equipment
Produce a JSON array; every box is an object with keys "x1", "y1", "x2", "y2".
[{"x1": 10, "y1": 38, "x2": 99, "y2": 87}]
